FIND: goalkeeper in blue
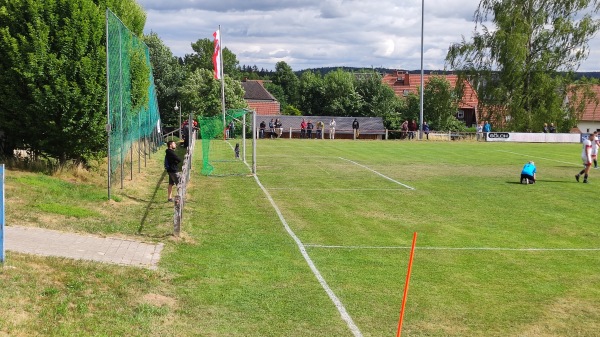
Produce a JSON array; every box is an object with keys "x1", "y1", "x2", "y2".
[{"x1": 520, "y1": 161, "x2": 537, "y2": 184}]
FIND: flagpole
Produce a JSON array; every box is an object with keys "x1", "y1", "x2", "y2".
[
  {"x1": 219, "y1": 25, "x2": 226, "y2": 129},
  {"x1": 419, "y1": 0, "x2": 424, "y2": 140}
]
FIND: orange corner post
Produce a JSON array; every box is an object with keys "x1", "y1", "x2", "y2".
[{"x1": 396, "y1": 232, "x2": 417, "y2": 337}]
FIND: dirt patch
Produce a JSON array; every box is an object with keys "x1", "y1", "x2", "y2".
[{"x1": 141, "y1": 293, "x2": 176, "y2": 308}]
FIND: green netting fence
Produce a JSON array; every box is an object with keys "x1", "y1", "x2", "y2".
[
  {"x1": 199, "y1": 109, "x2": 255, "y2": 176},
  {"x1": 106, "y1": 9, "x2": 161, "y2": 196}
]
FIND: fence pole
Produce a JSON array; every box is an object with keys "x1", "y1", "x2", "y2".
[{"x1": 0, "y1": 164, "x2": 5, "y2": 264}]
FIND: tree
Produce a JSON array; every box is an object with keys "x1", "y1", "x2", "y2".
[
  {"x1": 354, "y1": 72, "x2": 401, "y2": 118},
  {"x1": 272, "y1": 61, "x2": 300, "y2": 108},
  {"x1": 447, "y1": 0, "x2": 600, "y2": 132},
  {"x1": 143, "y1": 32, "x2": 185, "y2": 127},
  {"x1": 180, "y1": 69, "x2": 246, "y2": 118},
  {"x1": 321, "y1": 69, "x2": 363, "y2": 116},
  {"x1": 298, "y1": 71, "x2": 325, "y2": 115},
  {"x1": 422, "y1": 76, "x2": 462, "y2": 131},
  {"x1": 184, "y1": 38, "x2": 239, "y2": 78},
  {"x1": 0, "y1": 0, "x2": 146, "y2": 162}
]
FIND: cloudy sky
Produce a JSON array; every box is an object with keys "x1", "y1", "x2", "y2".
[{"x1": 137, "y1": 0, "x2": 600, "y2": 72}]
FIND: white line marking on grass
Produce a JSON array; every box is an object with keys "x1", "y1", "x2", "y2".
[
  {"x1": 496, "y1": 150, "x2": 579, "y2": 166},
  {"x1": 339, "y1": 157, "x2": 415, "y2": 190},
  {"x1": 253, "y1": 175, "x2": 364, "y2": 337},
  {"x1": 267, "y1": 188, "x2": 408, "y2": 191},
  {"x1": 304, "y1": 244, "x2": 600, "y2": 251}
]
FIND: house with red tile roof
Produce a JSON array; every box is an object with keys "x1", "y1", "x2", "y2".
[
  {"x1": 382, "y1": 70, "x2": 479, "y2": 127},
  {"x1": 572, "y1": 84, "x2": 600, "y2": 133},
  {"x1": 240, "y1": 80, "x2": 280, "y2": 115}
]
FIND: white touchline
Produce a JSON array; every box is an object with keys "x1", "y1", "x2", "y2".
[
  {"x1": 496, "y1": 150, "x2": 579, "y2": 166},
  {"x1": 253, "y1": 175, "x2": 364, "y2": 337},
  {"x1": 304, "y1": 244, "x2": 600, "y2": 251},
  {"x1": 339, "y1": 157, "x2": 416, "y2": 190},
  {"x1": 267, "y1": 188, "x2": 408, "y2": 191}
]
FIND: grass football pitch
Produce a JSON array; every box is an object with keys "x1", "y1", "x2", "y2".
[
  {"x1": 3, "y1": 139, "x2": 599, "y2": 336},
  {"x1": 179, "y1": 139, "x2": 599, "y2": 336}
]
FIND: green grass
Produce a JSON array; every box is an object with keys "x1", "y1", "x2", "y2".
[{"x1": 2, "y1": 139, "x2": 600, "y2": 336}]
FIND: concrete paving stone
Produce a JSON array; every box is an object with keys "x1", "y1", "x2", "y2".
[{"x1": 4, "y1": 225, "x2": 163, "y2": 269}]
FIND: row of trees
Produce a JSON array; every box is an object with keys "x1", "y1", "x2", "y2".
[
  {"x1": 0, "y1": 0, "x2": 146, "y2": 163},
  {"x1": 1, "y1": 0, "x2": 599, "y2": 164}
]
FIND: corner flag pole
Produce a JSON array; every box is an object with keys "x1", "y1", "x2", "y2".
[{"x1": 396, "y1": 232, "x2": 418, "y2": 337}]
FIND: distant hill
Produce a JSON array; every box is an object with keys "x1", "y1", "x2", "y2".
[{"x1": 296, "y1": 66, "x2": 600, "y2": 79}]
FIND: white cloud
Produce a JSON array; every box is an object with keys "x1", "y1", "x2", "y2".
[{"x1": 138, "y1": 0, "x2": 600, "y2": 72}]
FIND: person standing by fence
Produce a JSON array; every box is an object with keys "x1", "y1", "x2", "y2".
[
  {"x1": 165, "y1": 140, "x2": 182, "y2": 202},
  {"x1": 329, "y1": 119, "x2": 336, "y2": 139},
  {"x1": 352, "y1": 118, "x2": 360, "y2": 139}
]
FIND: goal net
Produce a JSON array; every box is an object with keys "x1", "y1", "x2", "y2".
[{"x1": 198, "y1": 109, "x2": 255, "y2": 176}]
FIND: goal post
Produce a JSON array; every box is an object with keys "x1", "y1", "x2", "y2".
[{"x1": 198, "y1": 109, "x2": 256, "y2": 176}]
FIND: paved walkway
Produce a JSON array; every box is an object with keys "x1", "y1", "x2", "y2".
[{"x1": 4, "y1": 226, "x2": 163, "y2": 270}]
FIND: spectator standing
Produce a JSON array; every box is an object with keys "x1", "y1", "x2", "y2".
[
  {"x1": 329, "y1": 119, "x2": 336, "y2": 139},
  {"x1": 520, "y1": 161, "x2": 537, "y2": 184},
  {"x1": 307, "y1": 120, "x2": 314, "y2": 139},
  {"x1": 316, "y1": 120, "x2": 324, "y2": 139},
  {"x1": 164, "y1": 140, "x2": 182, "y2": 202},
  {"x1": 401, "y1": 120, "x2": 409, "y2": 139},
  {"x1": 182, "y1": 121, "x2": 190, "y2": 148},
  {"x1": 259, "y1": 121, "x2": 266, "y2": 139},
  {"x1": 300, "y1": 119, "x2": 307, "y2": 138},
  {"x1": 476, "y1": 122, "x2": 483, "y2": 141},
  {"x1": 228, "y1": 121, "x2": 235, "y2": 139},
  {"x1": 352, "y1": 118, "x2": 360, "y2": 139},
  {"x1": 276, "y1": 119, "x2": 283, "y2": 138},
  {"x1": 408, "y1": 119, "x2": 417, "y2": 140},
  {"x1": 483, "y1": 121, "x2": 491, "y2": 140},
  {"x1": 543, "y1": 123, "x2": 549, "y2": 133},
  {"x1": 575, "y1": 132, "x2": 595, "y2": 183},
  {"x1": 549, "y1": 123, "x2": 556, "y2": 133},
  {"x1": 269, "y1": 118, "x2": 275, "y2": 139},
  {"x1": 423, "y1": 121, "x2": 430, "y2": 140}
]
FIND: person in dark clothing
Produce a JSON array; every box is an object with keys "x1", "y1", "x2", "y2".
[
  {"x1": 259, "y1": 121, "x2": 266, "y2": 139},
  {"x1": 408, "y1": 119, "x2": 417, "y2": 140},
  {"x1": 307, "y1": 120, "x2": 314, "y2": 139},
  {"x1": 165, "y1": 140, "x2": 182, "y2": 202},
  {"x1": 423, "y1": 121, "x2": 430, "y2": 140},
  {"x1": 182, "y1": 122, "x2": 190, "y2": 148},
  {"x1": 352, "y1": 118, "x2": 360, "y2": 139}
]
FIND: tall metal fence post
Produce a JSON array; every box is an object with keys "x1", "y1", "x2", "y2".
[{"x1": 0, "y1": 164, "x2": 5, "y2": 264}]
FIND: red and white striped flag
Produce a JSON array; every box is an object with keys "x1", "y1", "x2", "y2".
[{"x1": 212, "y1": 29, "x2": 222, "y2": 79}]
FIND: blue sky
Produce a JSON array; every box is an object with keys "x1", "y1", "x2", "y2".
[{"x1": 137, "y1": 0, "x2": 600, "y2": 72}]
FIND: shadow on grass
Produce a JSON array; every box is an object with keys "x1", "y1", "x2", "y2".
[
  {"x1": 506, "y1": 179, "x2": 572, "y2": 184},
  {"x1": 135, "y1": 170, "x2": 170, "y2": 237}
]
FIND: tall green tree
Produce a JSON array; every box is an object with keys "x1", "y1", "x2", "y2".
[
  {"x1": 446, "y1": 0, "x2": 600, "y2": 132},
  {"x1": 321, "y1": 69, "x2": 362, "y2": 116},
  {"x1": 272, "y1": 61, "x2": 300, "y2": 108},
  {"x1": 143, "y1": 32, "x2": 185, "y2": 127},
  {"x1": 180, "y1": 69, "x2": 246, "y2": 118},
  {"x1": 422, "y1": 76, "x2": 462, "y2": 131},
  {"x1": 354, "y1": 72, "x2": 401, "y2": 118},
  {"x1": 184, "y1": 38, "x2": 239, "y2": 78},
  {"x1": 298, "y1": 71, "x2": 325, "y2": 115},
  {"x1": 0, "y1": 0, "x2": 145, "y2": 162}
]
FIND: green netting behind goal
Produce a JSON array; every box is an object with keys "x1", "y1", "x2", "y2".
[
  {"x1": 199, "y1": 109, "x2": 252, "y2": 176},
  {"x1": 106, "y1": 9, "x2": 161, "y2": 189}
]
